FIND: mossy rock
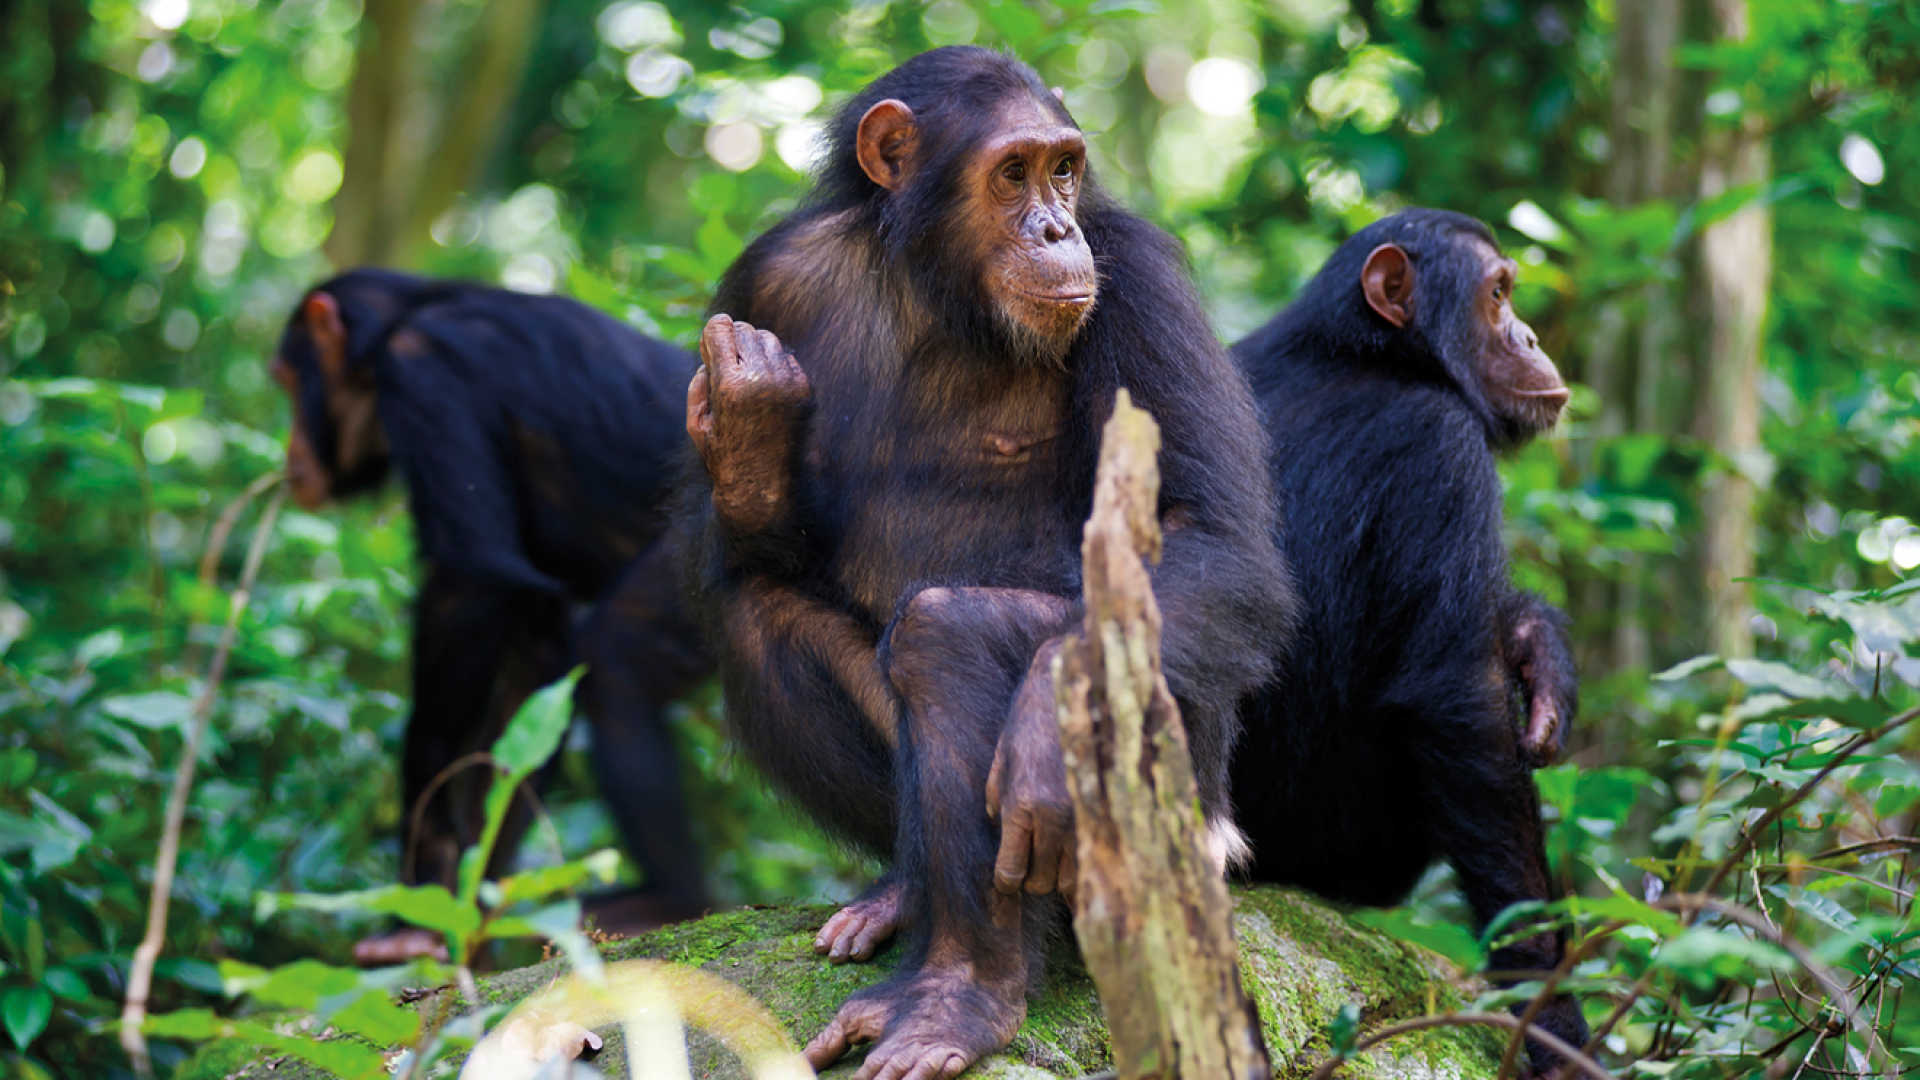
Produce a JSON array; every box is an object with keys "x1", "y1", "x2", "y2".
[{"x1": 178, "y1": 886, "x2": 1502, "y2": 1079}]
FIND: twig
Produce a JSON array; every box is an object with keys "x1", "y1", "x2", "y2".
[
  {"x1": 119, "y1": 483, "x2": 284, "y2": 1076},
  {"x1": 1308, "y1": 1011, "x2": 1616, "y2": 1080},
  {"x1": 1498, "y1": 921, "x2": 1627, "y2": 1077}
]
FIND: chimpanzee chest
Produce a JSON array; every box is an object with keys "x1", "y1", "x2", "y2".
[{"x1": 809, "y1": 371, "x2": 1080, "y2": 621}]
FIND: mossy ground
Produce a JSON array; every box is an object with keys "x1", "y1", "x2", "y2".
[{"x1": 176, "y1": 886, "x2": 1503, "y2": 1079}]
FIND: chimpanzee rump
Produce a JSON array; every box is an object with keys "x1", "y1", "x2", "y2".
[
  {"x1": 680, "y1": 47, "x2": 1289, "y2": 1080},
  {"x1": 1231, "y1": 208, "x2": 1587, "y2": 1073},
  {"x1": 270, "y1": 270, "x2": 710, "y2": 962}
]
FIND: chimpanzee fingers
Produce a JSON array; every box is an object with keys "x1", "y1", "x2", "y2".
[
  {"x1": 1023, "y1": 815, "x2": 1064, "y2": 895},
  {"x1": 993, "y1": 813, "x2": 1032, "y2": 894},
  {"x1": 849, "y1": 918, "x2": 890, "y2": 961},
  {"x1": 699, "y1": 313, "x2": 738, "y2": 369},
  {"x1": 685, "y1": 367, "x2": 712, "y2": 443},
  {"x1": 1521, "y1": 699, "x2": 1563, "y2": 767},
  {"x1": 983, "y1": 752, "x2": 1003, "y2": 819}
]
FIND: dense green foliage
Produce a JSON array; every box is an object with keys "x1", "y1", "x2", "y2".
[{"x1": 2, "y1": 1, "x2": 1918, "y2": 1077}]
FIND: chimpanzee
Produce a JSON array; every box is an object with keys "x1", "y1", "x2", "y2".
[
  {"x1": 680, "y1": 47, "x2": 1289, "y2": 1079},
  {"x1": 270, "y1": 270, "x2": 711, "y2": 964},
  {"x1": 1230, "y1": 208, "x2": 1587, "y2": 1072}
]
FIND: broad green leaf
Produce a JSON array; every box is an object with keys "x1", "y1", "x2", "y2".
[
  {"x1": 99, "y1": 691, "x2": 195, "y2": 732},
  {"x1": 1656, "y1": 928, "x2": 1793, "y2": 990},
  {"x1": 40, "y1": 968, "x2": 88, "y2": 1002},
  {"x1": 260, "y1": 883, "x2": 479, "y2": 941},
  {"x1": 2, "y1": 985, "x2": 51, "y2": 1049},
  {"x1": 1655, "y1": 655, "x2": 1722, "y2": 681},
  {"x1": 495, "y1": 848, "x2": 622, "y2": 908},
  {"x1": 1328, "y1": 1001, "x2": 1361, "y2": 1057},
  {"x1": 491, "y1": 668, "x2": 582, "y2": 780},
  {"x1": 1351, "y1": 907, "x2": 1485, "y2": 969},
  {"x1": 328, "y1": 988, "x2": 421, "y2": 1045},
  {"x1": 142, "y1": 1007, "x2": 221, "y2": 1039}
]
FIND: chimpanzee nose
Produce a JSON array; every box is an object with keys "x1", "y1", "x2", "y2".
[{"x1": 1042, "y1": 216, "x2": 1069, "y2": 243}]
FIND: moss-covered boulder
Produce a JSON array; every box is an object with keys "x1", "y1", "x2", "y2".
[{"x1": 180, "y1": 886, "x2": 1502, "y2": 1079}]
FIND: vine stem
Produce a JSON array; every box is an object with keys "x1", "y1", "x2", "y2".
[
  {"x1": 1307, "y1": 1010, "x2": 1616, "y2": 1080},
  {"x1": 119, "y1": 482, "x2": 284, "y2": 1077}
]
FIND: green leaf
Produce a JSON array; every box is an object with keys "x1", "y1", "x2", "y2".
[
  {"x1": 1351, "y1": 907, "x2": 1485, "y2": 969},
  {"x1": 1328, "y1": 1001, "x2": 1361, "y2": 1057},
  {"x1": 1656, "y1": 928, "x2": 1793, "y2": 990},
  {"x1": 494, "y1": 848, "x2": 622, "y2": 908},
  {"x1": 1655, "y1": 655, "x2": 1722, "y2": 681},
  {"x1": 99, "y1": 691, "x2": 195, "y2": 732},
  {"x1": 259, "y1": 883, "x2": 479, "y2": 941},
  {"x1": 2, "y1": 985, "x2": 51, "y2": 1049},
  {"x1": 329, "y1": 988, "x2": 421, "y2": 1045},
  {"x1": 491, "y1": 668, "x2": 582, "y2": 780},
  {"x1": 143, "y1": 1007, "x2": 221, "y2": 1039},
  {"x1": 40, "y1": 968, "x2": 88, "y2": 1002}
]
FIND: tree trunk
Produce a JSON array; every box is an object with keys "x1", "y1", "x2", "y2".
[
  {"x1": 327, "y1": 0, "x2": 544, "y2": 269},
  {"x1": 1690, "y1": 0, "x2": 1771, "y2": 659},
  {"x1": 327, "y1": 0, "x2": 422, "y2": 268},
  {"x1": 1054, "y1": 390, "x2": 1271, "y2": 1080}
]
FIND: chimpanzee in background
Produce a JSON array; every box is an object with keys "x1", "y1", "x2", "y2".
[
  {"x1": 1231, "y1": 208, "x2": 1587, "y2": 1072},
  {"x1": 680, "y1": 46, "x2": 1290, "y2": 1079},
  {"x1": 271, "y1": 270, "x2": 710, "y2": 964}
]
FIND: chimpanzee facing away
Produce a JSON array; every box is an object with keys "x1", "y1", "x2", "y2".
[
  {"x1": 680, "y1": 46, "x2": 1289, "y2": 1079},
  {"x1": 1231, "y1": 208, "x2": 1587, "y2": 1073},
  {"x1": 270, "y1": 270, "x2": 710, "y2": 964}
]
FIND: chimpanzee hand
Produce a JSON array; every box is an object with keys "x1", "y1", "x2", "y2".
[
  {"x1": 1505, "y1": 606, "x2": 1577, "y2": 768},
  {"x1": 688, "y1": 314, "x2": 812, "y2": 536},
  {"x1": 985, "y1": 640, "x2": 1075, "y2": 900}
]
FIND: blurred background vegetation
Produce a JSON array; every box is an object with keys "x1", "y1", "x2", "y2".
[{"x1": 2, "y1": 0, "x2": 1918, "y2": 1076}]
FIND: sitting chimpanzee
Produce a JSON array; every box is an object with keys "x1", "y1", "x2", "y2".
[
  {"x1": 679, "y1": 47, "x2": 1289, "y2": 1079},
  {"x1": 1231, "y1": 208, "x2": 1587, "y2": 1072},
  {"x1": 270, "y1": 270, "x2": 710, "y2": 963}
]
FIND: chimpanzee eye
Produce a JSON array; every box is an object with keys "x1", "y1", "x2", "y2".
[
  {"x1": 1054, "y1": 156, "x2": 1075, "y2": 179},
  {"x1": 1003, "y1": 160, "x2": 1026, "y2": 184}
]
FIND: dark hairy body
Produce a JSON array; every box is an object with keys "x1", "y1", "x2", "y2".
[
  {"x1": 1230, "y1": 209, "x2": 1587, "y2": 1073},
  {"x1": 271, "y1": 271, "x2": 711, "y2": 963},
  {"x1": 680, "y1": 47, "x2": 1289, "y2": 1079}
]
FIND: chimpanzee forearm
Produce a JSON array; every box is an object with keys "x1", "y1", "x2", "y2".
[
  {"x1": 722, "y1": 576, "x2": 900, "y2": 746},
  {"x1": 687, "y1": 315, "x2": 816, "y2": 575},
  {"x1": 1497, "y1": 589, "x2": 1577, "y2": 766},
  {"x1": 1148, "y1": 523, "x2": 1294, "y2": 809}
]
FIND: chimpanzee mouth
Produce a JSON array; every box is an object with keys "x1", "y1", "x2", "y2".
[{"x1": 1017, "y1": 288, "x2": 1096, "y2": 306}]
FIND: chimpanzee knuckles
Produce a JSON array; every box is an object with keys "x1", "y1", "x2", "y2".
[{"x1": 697, "y1": 314, "x2": 810, "y2": 408}]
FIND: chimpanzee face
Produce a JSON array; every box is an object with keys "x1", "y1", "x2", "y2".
[
  {"x1": 1467, "y1": 239, "x2": 1567, "y2": 437},
  {"x1": 269, "y1": 292, "x2": 388, "y2": 509},
  {"x1": 967, "y1": 95, "x2": 1098, "y2": 349},
  {"x1": 854, "y1": 93, "x2": 1098, "y2": 364}
]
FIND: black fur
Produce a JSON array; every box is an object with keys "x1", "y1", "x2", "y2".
[
  {"x1": 1231, "y1": 209, "x2": 1587, "y2": 1072},
  {"x1": 683, "y1": 45, "x2": 1290, "y2": 1003},
  {"x1": 277, "y1": 270, "x2": 711, "y2": 921}
]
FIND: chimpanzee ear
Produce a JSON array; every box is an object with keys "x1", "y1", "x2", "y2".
[
  {"x1": 302, "y1": 292, "x2": 350, "y2": 379},
  {"x1": 1360, "y1": 243, "x2": 1414, "y2": 329},
  {"x1": 856, "y1": 99, "x2": 918, "y2": 191}
]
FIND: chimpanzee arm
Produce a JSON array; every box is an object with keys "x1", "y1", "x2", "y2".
[
  {"x1": 1073, "y1": 208, "x2": 1295, "y2": 806},
  {"x1": 1497, "y1": 589, "x2": 1578, "y2": 767},
  {"x1": 374, "y1": 331, "x2": 563, "y2": 594}
]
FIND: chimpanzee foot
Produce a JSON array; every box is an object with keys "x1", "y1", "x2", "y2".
[
  {"x1": 815, "y1": 877, "x2": 906, "y2": 963},
  {"x1": 804, "y1": 965, "x2": 1025, "y2": 1080},
  {"x1": 351, "y1": 927, "x2": 448, "y2": 967}
]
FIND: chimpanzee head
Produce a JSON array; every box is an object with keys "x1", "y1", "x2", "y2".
[
  {"x1": 267, "y1": 270, "x2": 420, "y2": 507},
  {"x1": 819, "y1": 47, "x2": 1099, "y2": 365},
  {"x1": 1310, "y1": 208, "x2": 1568, "y2": 450}
]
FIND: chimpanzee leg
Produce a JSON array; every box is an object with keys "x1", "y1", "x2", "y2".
[
  {"x1": 576, "y1": 541, "x2": 714, "y2": 931},
  {"x1": 359, "y1": 568, "x2": 568, "y2": 966},
  {"x1": 1419, "y1": 707, "x2": 1587, "y2": 1075},
  {"x1": 805, "y1": 586, "x2": 1073, "y2": 1080}
]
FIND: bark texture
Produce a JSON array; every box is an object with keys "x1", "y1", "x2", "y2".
[{"x1": 1054, "y1": 389, "x2": 1270, "y2": 1080}]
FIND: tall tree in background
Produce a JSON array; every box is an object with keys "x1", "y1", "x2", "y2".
[
  {"x1": 327, "y1": 0, "x2": 546, "y2": 268},
  {"x1": 1690, "y1": 0, "x2": 1771, "y2": 661}
]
